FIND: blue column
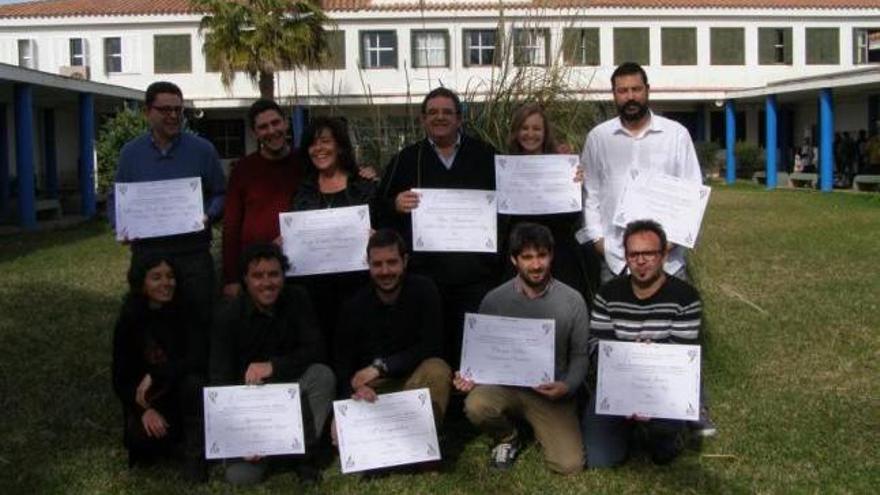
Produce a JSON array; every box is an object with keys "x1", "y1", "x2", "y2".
[
  {"x1": 0, "y1": 103, "x2": 8, "y2": 219},
  {"x1": 14, "y1": 84, "x2": 36, "y2": 230},
  {"x1": 818, "y1": 88, "x2": 834, "y2": 192},
  {"x1": 292, "y1": 105, "x2": 306, "y2": 149},
  {"x1": 43, "y1": 109, "x2": 58, "y2": 198},
  {"x1": 79, "y1": 93, "x2": 96, "y2": 217},
  {"x1": 725, "y1": 100, "x2": 737, "y2": 184},
  {"x1": 765, "y1": 95, "x2": 778, "y2": 189}
]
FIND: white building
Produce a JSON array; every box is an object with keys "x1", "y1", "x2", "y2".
[{"x1": 1, "y1": 0, "x2": 879, "y2": 226}]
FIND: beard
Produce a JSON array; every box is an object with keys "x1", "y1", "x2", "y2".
[{"x1": 617, "y1": 100, "x2": 649, "y2": 123}]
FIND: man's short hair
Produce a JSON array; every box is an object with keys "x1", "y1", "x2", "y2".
[
  {"x1": 421, "y1": 87, "x2": 462, "y2": 115},
  {"x1": 367, "y1": 228, "x2": 407, "y2": 259},
  {"x1": 509, "y1": 222, "x2": 554, "y2": 257},
  {"x1": 239, "y1": 243, "x2": 290, "y2": 283},
  {"x1": 145, "y1": 81, "x2": 183, "y2": 107},
  {"x1": 611, "y1": 62, "x2": 649, "y2": 88},
  {"x1": 622, "y1": 219, "x2": 668, "y2": 253},
  {"x1": 248, "y1": 99, "x2": 285, "y2": 129}
]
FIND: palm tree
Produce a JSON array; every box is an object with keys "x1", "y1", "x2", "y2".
[{"x1": 193, "y1": 0, "x2": 329, "y2": 100}]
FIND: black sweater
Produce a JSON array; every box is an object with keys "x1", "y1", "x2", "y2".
[
  {"x1": 209, "y1": 285, "x2": 325, "y2": 385},
  {"x1": 375, "y1": 134, "x2": 500, "y2": 286},
  {"x1": 111, "y1": 298, "x2": 206, "y2": 416},
  {"x1": 334, "y1": 274, "x2": 443, "y2": 396}
]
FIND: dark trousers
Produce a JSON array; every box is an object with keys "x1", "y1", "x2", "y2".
[
  {"x1": 437, "y1": 281, "x2": 493, "y2": 369},
  {"x1": 124, "y1": 374, "x2": 205, "y2": 466}
]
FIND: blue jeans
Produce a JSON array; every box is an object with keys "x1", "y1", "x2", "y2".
[{"x1": 582, "y1": 394, "x2": 686, "y2": 468}]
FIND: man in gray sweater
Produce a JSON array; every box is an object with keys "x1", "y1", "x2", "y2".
[{"x1": 453, "y1": 223, "x2": 589, "y2": 474}]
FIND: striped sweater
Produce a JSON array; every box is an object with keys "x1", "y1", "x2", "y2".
[{"x1": 590, "y1": 276, "x2": 702, "y2": 345}]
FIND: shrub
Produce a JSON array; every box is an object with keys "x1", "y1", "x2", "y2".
[
  {"x1": 734, "y1": 142, "x2": 765, "y2": 178},
  {"x1": 695, "y1": 140, "x2": 722, "y2": 178},
  {"x1": 95, "y1": 108, "x2": 148, "y2": 194}
]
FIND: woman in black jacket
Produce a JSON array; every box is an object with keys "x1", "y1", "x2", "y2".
[{"x1": 111, "y1": 255, "x2": 207, "y2": 481}]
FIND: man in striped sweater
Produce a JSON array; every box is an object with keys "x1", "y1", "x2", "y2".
[{"x1": 582, "y1": 219, "x2": 702, "y2": 468}]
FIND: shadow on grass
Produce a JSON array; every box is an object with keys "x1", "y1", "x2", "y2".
[
  {"x1": 0, "y1": 280, "x2": 125, "y2": 492},
  {"x1": 0, "y1": 220, "x2": 113, "y2": 265}
]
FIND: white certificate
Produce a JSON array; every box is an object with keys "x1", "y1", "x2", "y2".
[
  {"x1": 495, "y1": 154, "x2": 582, "y2": 215},
  {"x1": 595, "y1": 341, "x2": 701, "y2": 421},
  {"x1": 612, "y1": 169, "x2": 711, "y2": 248},
  {"x1": 114, "y1": 177, "x2": 204, "y2": 240},
  {"x1": 334, "y1": 388, "x2": 440, "y2": 473},
  {"x1": 410, "y1": 188, "x2": 497, "y2": 253},
  {"x1": 203, "y1": 383, "x2": 305, "y2": 460},
  {"x1": 459, "y1": 313, "x2": 555, "y2": 387},
  {"x1": 279, "y1": 205, "x2": 371, "y2": 276}
]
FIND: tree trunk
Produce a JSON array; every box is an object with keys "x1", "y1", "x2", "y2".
[{"x1": 258, "y1": 71, "x2": 275, "y2": 100}]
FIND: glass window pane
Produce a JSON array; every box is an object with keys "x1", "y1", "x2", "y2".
[
  {"x1": 614, "y1": 28, "x2": 649, "y2": 66},
  {"x1": 710, "y1": 28, "x2": 745, "y2": 65},
  {"x1": 806, "y1": 28, "x2": 839, "y2": 65},
  {"x1": 661, "y1": 28, "x2": 696, "y2": 65},
  {"x1": 154, "y1": 34, "x2": 191, "y2": 73}
]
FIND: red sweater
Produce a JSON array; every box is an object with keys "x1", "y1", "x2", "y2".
[{"x1": 222, "y1": 151, "x2": 303, "y2": 283}]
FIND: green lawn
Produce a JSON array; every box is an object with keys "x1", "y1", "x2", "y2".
[{"x1": 1, "y1": 184, "x2": 877, "y2": 494}]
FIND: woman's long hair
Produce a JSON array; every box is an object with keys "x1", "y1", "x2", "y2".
[
  {"x1": 506, "y1": 103, "x2": 559, "y2": 155},
  {"x1": 298, "y1": 116, "x2": 358, "y2": 176},
  {"x1": 121, "y1": 254, "x2": 181, "y2": 317}
]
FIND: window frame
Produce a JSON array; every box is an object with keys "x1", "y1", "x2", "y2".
[
  {"x1": 513, "y1": 28, "x2": 550, "y2": 67},
  {"x1": 17, "y1": 39, "x2": 36, "y2": 69},
  {"x1": 103, "y1": 37, "x2": 122, "y2": 73},
  {"x1": 463, "y1": 29, "x2": 499, "y2": 67},
  {"x1": 613, "y1": 27, "x2": 650, "y2": 66},
  {"x1": 805, "y1": 27, "x2": 840, "y2": 65},
  {"x1": 411, "y1": 30, "x2": 450, "y2": 69},
  {"x1": 561, "y1": 28, "x2": 600, "y2": 66},
  {"x1": 710, "y1": 27, "x2": 745, "y2": 66},
  {"x1": 661, "y1": 27, "x2": 697, "y2": 66},
  {"x1": 853, "y1": 27, "x2": 880, "y2": 64},
  {"x1": 360, "y1": 30, "x2": 398, "y2": 69}
]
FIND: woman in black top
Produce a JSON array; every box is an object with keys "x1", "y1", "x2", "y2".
[
  {"x1": 503, "y1": 103, "x2": 593, "y2": 300},
  {"x1": 291, "y1": 117, "x2": 377, "y2": 362},
  {"x1": 111, "y1": 255, "x2": 206, "y2": 480}
]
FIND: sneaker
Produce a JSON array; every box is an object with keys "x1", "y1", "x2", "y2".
[
  {"x1": 490, "y1": 434, "x2": 520, "y2": 470},
  {"x1": 690, "y1": 406, "x2": 717, "y2": 438}
]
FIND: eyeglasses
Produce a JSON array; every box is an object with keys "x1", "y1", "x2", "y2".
[
  {"x1": 625, "y1": 250, "x2": 662, "y2": 261},
  {"x1": 151, "y1": 105, "x2": 184, "y2": 116}
]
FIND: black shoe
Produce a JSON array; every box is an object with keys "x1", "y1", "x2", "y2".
[
  {"x1": 294, "y1": 461, "x2": 322, "y2": 486},
  {"x1": 183, "y1": 456, "x2": 208, "y2": 483}
]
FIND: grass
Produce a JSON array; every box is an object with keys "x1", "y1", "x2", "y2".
[{"x1": 0, "y1": 184, "x2": 877, "y2": 494}]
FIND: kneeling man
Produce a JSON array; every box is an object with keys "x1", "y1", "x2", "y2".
[
  {"x1": 583, "y1": 220, "x2": 702, "y2": 467},
  {"x1": 210, "y1": 243, "x2": 335, "y2": 485},
  {"x1": 454, "y1": 223, "x2": 589, "y2": 474},
  {"x1": 334, "y1": 229, "x2": 452, "y2": 428}
]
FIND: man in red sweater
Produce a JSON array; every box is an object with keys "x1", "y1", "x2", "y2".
[{"x1": 222, "y1": 100, "x2": 304, "y2": 299}]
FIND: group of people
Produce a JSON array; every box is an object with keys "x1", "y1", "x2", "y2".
[{"x1": 109, "y1": 62, "x2": 712, "y2": 485}]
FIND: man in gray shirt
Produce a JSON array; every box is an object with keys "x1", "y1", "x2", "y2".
[{"x1": 453, "y1": 223, "x2": 589, "y2": 475}]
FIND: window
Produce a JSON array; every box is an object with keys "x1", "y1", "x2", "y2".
[
  {"x1": 200, "y1": 119, "x2": 245, "y2": 159},
  {"x1": 307, "y1": 30, "x2": 345, "y2": 70},
  {"x1": 104, "y1": 37, "x2": 122, "y2": 73},
  {"x1": 412, "y1": 30, "x2": 449, "y2": 68},
  {"x1": 360, "y1": 31, "x2": 397, "y2": 69},
  {"x1": 853, "y1": 28, "x2": 880, "y2": 64},
  {"x1": 661, "y1": 28, "x2": 697, "y2": 65},
  {"x1": 69, "y1": 38, "x2": 88, "y2": 67},
  {"x1": 806, "y1": 28, "x2": 839, "y2": 65},
  {"x1": 613, "y1": 28, "x2": 649, "y2": 66},
  {"x1": 463, "y1": 29, "x2": 498, "y2": 67},
  {"x1": 710, "y1": 28, "x2": 745, "y2": 65},
  {"x1": 562, "y1": 28, "x2": 599, "y2": 66},
  {"x1": 513, "y1": 28, "x2": 549, "y2": 66},
  {"x1": 154, "y1": 34, "x2": 192, "y2": 73},
  {"x1": 17, "y1": 39, "x2": 36, "y2": 69},
  {"x1": 758, "y1": 28, "x2": 792, "y2": 65}
]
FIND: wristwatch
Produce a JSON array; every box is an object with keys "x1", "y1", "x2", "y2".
[{"x1": 370, "y1": 358, "x2": 388, "y2": 377}]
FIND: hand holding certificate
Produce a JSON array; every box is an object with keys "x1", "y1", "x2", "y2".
[
  {"x1": 411, "y1": 188, "x2": 497, "y2": 253},
  {"x1": 203, "y1": 383, "x2": 305, "y2": 459},
  {"x1": 114, "y1": 177, "x2": 205, "y2": 240},
  {"x1": 612, "y1": 169, "x2": 711, "y2": 248},
  {"x1": 459, "y1": 313, "x2": 555, "y2": 387},
  {"x1": 279, "y1": 205, "x2": 371, "y2": 276},
  {"x1": 334, "y1": 388, "x2": 440, "y2": 473},
  {"x1": 495, "y1": 154, "x2": 582, "y2": 215},
  {"x1": 595, "y1": 341, "x2": 701, "y2": 421}
]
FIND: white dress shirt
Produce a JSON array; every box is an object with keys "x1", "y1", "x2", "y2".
[{"x1": 579, "y1": 112, "x2": 703, "y2": 276}]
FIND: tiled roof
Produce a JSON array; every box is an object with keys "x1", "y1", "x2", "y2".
[{"x1": 0, "y1": 0, "x2": 876, "y2": 18}]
